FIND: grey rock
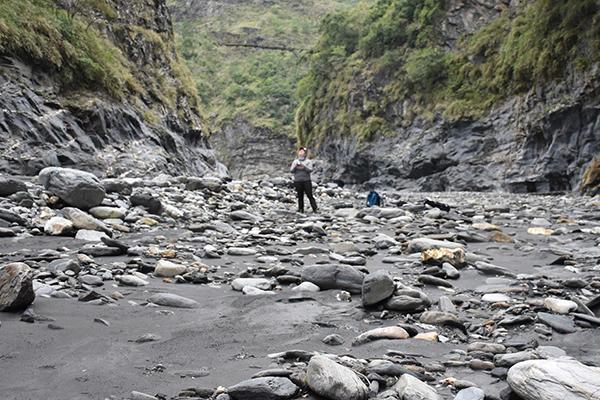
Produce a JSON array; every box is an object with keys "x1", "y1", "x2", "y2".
[
  {"x1": 494, "y1": 350, "x2": 538, "y2": 368},
  {"x1": 232, "y1": 278, "x2": 272, "y2": 291},
  {"x1": 407, "y1": 238, "x2": 464, "y2": 253},
  {"x1": 322, "y1": 334, "x2": 345, "y2": 346},
  {"x1": 301, "y1": 264, "x2": 365, "y2": 294},
  {"x1": 0, "y1": 177, "x2": 27, "y2": 197},
  {"x1": 130, "y1": 391, "x2": 158, "y2": 400},
  {"x1": 385, "y1": 295, "x2": 430, "y2": 313},
  {"x1": 117, "y1": 275, "x2": 149, "y2": 287},
  {"x1": 306, "y1": 355, "x2": 368, "y2": 400},
  {"x1": 130, "y1": 192, "x2": 162, "y2": 214},
  {"x1": 393, "y1": 373, "x2": 442, "y2": 400},
  {"x1": 438, "y1": 296, "x2": 457, "y2": 313},
  {"x1": 467, "y1": 342, "x2": 506, "y2": 354},
  {"x1": 362, "y1": 270, "x2": 395, "y2": 306},
  {"x1": 79, "y1": 275, "x2": 103, "y2": 286},
  {"x1": 46, "y1": 258, "x2": 81, "y2": 275},
  {"x1": 0, "y1": 262, "x2": 35, "y2": 312},
  {"x1": 442, "y1": 262, "x2": 460, "y2": 279},
  {"x1": 474, "y1": 261, "x2": 516, "y2": 278},
  {"x1": 39, "y1": 167, "x2": 105, "y2": 209},
  {"x1": 231, "y1": 210, "x2": 263, "y2": 223},
  {"x1": 291, "y1": 282, "x2": 320, "y2": 292},
  {"x1": 186, "y1": 176, "x2": 223, "y2": 192},
  {"x1": 228, "y1": 377, "x2": 298, "y2": 400},
  {"x1": 147, "y1": 293, "x2": 198, "y2": 308},
  {"x1": 62, "y1": 207, "x2": 111, "y2": 235},
  {"x1": 88, "y1": 206, "x2": 126, "y2": 220},
  {"x1": 419, "y1": 311, "x2": 460, "y2": 325},
  {"x1": 507, "y1": 359, "x2": 600, "y2": 400},
  {"x1": 537, "y1": 312, "x2": 576, "y2": 333},
  {"x1": 454, "y1": 387, "x2": 485, "y2": 400}
]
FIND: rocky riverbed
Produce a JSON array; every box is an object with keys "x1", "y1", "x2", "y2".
[{"x1": 0, "y1": 169, "x2": 599, "y2": 400}]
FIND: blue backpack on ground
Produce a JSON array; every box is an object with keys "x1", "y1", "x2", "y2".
[{"x1": 366, "y1": 190, "x2": 382, "y2": 207}]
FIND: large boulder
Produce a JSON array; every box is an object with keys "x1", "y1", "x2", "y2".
[
  {"x1": 228, "y1": 377, "x2": 298, "y2": 400},
  {"x1": 38, "y1": 167, "x2": 105, "y2": 209},
  {"x1": 0, "y1": 262, "x2": 35, "y2": 311},
  {"x1": 362, "y1": 270, "x2": 395, "y2": 306},
  {"x1": 507, "y1": 359, "x2": 600, "y2": 400},
  {"x1": 0, "y1": 177, "x2": 27, "y2": 197},
  {"x1": 301, "y1": 264, "x2": 365, "y2": 294},
  {"x1": 306, "y1": 355, "x2": 368, "y2": 400}
]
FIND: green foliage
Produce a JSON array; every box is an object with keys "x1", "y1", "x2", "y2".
[
  {"x1": 0, "y1": 0, "x2": 134, "y2": 97},
  {"x1": 296, "y1": 0, "x2": 600, "y2": 145},
  {"x1": 171, "y1": 0, "x2": 361, "y2": 136},
  {"x1": 404, "y1": 47, "x2": 446, "y2": 90}
]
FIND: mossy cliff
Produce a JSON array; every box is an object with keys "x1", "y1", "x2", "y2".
[
  {"x1": 0, "y1": 0, "x2": 225, "y2": 176},
  {"x1": 296, "y1": 0, "x2": 600, "y2": 191}
]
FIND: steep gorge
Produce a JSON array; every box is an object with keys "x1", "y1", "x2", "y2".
[
  {"x1": 0, "y1": 0, "x2": 226, "y2": 177},
  {"x1": 168, "y1": 0, "x2": 360, "y2": 179}
]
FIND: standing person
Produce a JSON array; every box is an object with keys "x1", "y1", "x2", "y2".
[{"x1": 290, "y1": 147, "x2": 318, "y2": 213}]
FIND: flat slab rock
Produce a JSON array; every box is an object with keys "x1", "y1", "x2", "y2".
[
  {"x1": 147, "y1": 293, "x2": 198, "y2": 308},
  {"x1": 228, "y1": 376, "x2": 298, "y2": 400},
  {"x1": 0, "y1": 262, "x2": 35, "y2": 312}
]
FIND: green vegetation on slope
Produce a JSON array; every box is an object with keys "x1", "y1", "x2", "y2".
[
  {"x1": 170, "y1": 0, "x2": 362, "y2": 136},
  {"x1": 0, "y1": 0, "x2": 200, "y2": 123},
  {"x1": 296, "y1": 0, "x2": 600, "y2": 145},
  {"x1": 0, "y1": 0, "x2": 134, "y2": 97}
]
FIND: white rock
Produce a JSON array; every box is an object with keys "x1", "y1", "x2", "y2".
[
  {"x1": 154, "y1": 260, "x2": 187, "y2": 278},
  {"x1": 242, "y1": 286, "x2": 275, "y2": 296},
  {"x1": 544, "y1": 297, "x2": 578, "y2": 314},
  {"x1": 231, "y1": 278, "x2": 272, "y2": 292},
  {"x1": 75, "y1": 229, "x2": 108, "y2": 242},
  {"x1": 292, "y1": 282, "x2": 320, "y2": 292},
  {"x1": 88, "y1": 206, "x2": 126, "y2": 220},
  {"x1": 44, "y1": 217, "x2": 74, "y2": 236},
  {"x1": 507, "y1": 359, "x2": 600, "y2": 400},
  {"x1": 482, "y1": 293, "x2": 512, "y2": 303}
]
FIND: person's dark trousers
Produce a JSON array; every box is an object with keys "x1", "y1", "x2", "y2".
[{"x1": 294, "y1": 180, "x2": 317, "y2": 213}]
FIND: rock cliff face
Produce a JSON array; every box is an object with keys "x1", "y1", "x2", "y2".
[
  {"x1": 210, "y1": 118, "x2": 295, "y2": 179},
  {"x1": 0, "y1": 0, "x2": 226, "y2": 177},
  {"x1": 300, "y1": 0, "x2": 600, "y2": 192},
  {"x1": 319, "y1": 65, "x2": 599, "y2": 192}
]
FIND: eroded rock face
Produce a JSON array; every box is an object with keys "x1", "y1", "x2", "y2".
[
  {"x1": 0, "y1": 262, "x2": 35, "y2": 312},
  {"x1": 210, "y1": 118, "x2": 296, "y2": 180},
  {"x1": 307, "y1": 2, "x2": 599, "y2": 193},
  {"x1": 0, "y1": 0, "x2": 227, "y2": 178},
  {"x1": 507, "y1": 359, "x2": 600, "y2": 400},
  {"x1": 39, "y1": 167, "x2": 105, "y2": 209}
]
